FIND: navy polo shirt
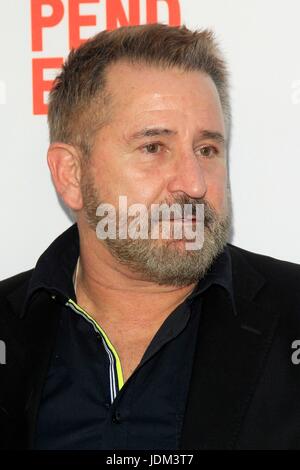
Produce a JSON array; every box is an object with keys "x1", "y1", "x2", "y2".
[{"x1": 23, "y1": 224, "x2": 235, "y2": 450}]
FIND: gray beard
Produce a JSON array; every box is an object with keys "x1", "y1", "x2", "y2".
[{"x1": 81, "y1": 171, "x2": 232, "y2": 287}]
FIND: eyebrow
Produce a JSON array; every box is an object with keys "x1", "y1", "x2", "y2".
[
  {"x1": 127, "y1": 127, "x2": 226, "y2": 145},
  {"x1": 127, "y1": 127, "x2": 177, "y2": 141},
  {"x1": 198, "y1": 130, "x2": 226, "y2": 145}
]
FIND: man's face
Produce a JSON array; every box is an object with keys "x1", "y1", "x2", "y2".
[{"x1": 80, "y1": 61, "x2": 232, "y2": 286}]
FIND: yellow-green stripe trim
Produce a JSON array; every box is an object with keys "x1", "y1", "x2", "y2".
[{"x1": 67, "y1": 298, "x2": 124, "y2": 390}]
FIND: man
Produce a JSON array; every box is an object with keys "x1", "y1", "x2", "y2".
[{"x1": 1, "y1": 23, "x2": 300, "y2": 451}]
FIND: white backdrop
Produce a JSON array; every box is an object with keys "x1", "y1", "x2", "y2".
[{"x1": 1, "y1": 0, "x2": 300, "y2": 280}]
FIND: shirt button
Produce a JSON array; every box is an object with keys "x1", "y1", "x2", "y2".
[{"x1": 112, "y1": 411, "x2": 122, "y2": 424}]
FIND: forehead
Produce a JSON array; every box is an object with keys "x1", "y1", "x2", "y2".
[
  {"x1": 104, "y1": 60, "x2": 220, "y2": 104},
  {"x1": 102, "y1": 60, "x2": 225, "y2": 134}
]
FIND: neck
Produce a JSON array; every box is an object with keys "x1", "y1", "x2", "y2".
[{"x1": 74, "y1": 225, "x2": 197, "y2": 328}]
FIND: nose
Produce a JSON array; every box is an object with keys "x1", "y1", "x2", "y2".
[{"x1": 167, "y1": 148, "x2": 207, "y2": 199}]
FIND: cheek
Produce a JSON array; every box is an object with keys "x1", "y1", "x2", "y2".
[
  {"x1": 124, "y1": 167, "x2": 168, "y2": 205},
  {"x1": 93, "y1": 152, "x2": 167, "y2": 205}
]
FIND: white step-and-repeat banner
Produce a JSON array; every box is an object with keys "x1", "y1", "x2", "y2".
[{"x1": 1, "y1": 0, "x2": 300, "y2": 279}]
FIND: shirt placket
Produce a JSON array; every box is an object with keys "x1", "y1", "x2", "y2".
[{"x1": 65, "y1": 298, "x2": 124, "y2": 403}]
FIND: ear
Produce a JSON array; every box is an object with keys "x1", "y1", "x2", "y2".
[{"x1": 47, "y1": 143, "x2": 83, "y2": 211}]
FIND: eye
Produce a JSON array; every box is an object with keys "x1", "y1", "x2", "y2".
[
  {"x1": 142, "y1": 143, "x2": 163, "y2": 154},
  {"x1": 197, "y1": 145, "x2": 218, "y2": 158}
]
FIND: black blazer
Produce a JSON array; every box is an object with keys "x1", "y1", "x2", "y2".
[{"x1": 1, "y1": 244, "x2": 300, "y2": 450}]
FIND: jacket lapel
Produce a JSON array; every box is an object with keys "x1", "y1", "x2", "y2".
[
  {"x1": 23, "y1": 291, "x2": 62, "y2": 449},
  {"x1": 180, "y1": 246, "x2": 281, "y2": 449},
  {"x1": 6, "y1": 287, "x2": 62, "y2": 449}
]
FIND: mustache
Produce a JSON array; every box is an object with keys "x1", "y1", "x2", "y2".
[{"x1": 152, "y1": 196, "x2": 217, "y2": 226}]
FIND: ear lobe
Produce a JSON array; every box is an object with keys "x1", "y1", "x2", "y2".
[{"x1": 47, "y1": 143, "x2": 83, "y2": 210}]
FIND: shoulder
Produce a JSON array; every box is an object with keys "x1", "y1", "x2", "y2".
[
  {"x1": 0, "y1": 270, "x2": 34, "y2": 298},
  {"x1": 0, "y1": 270, "x2": 34, "y2": 319},
  {"x1": 228, "y1": 243, "x2": 300, "y2": 278},
  {"x1": 228, "y1": 243, "x2": 300, "y2": 303}
]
